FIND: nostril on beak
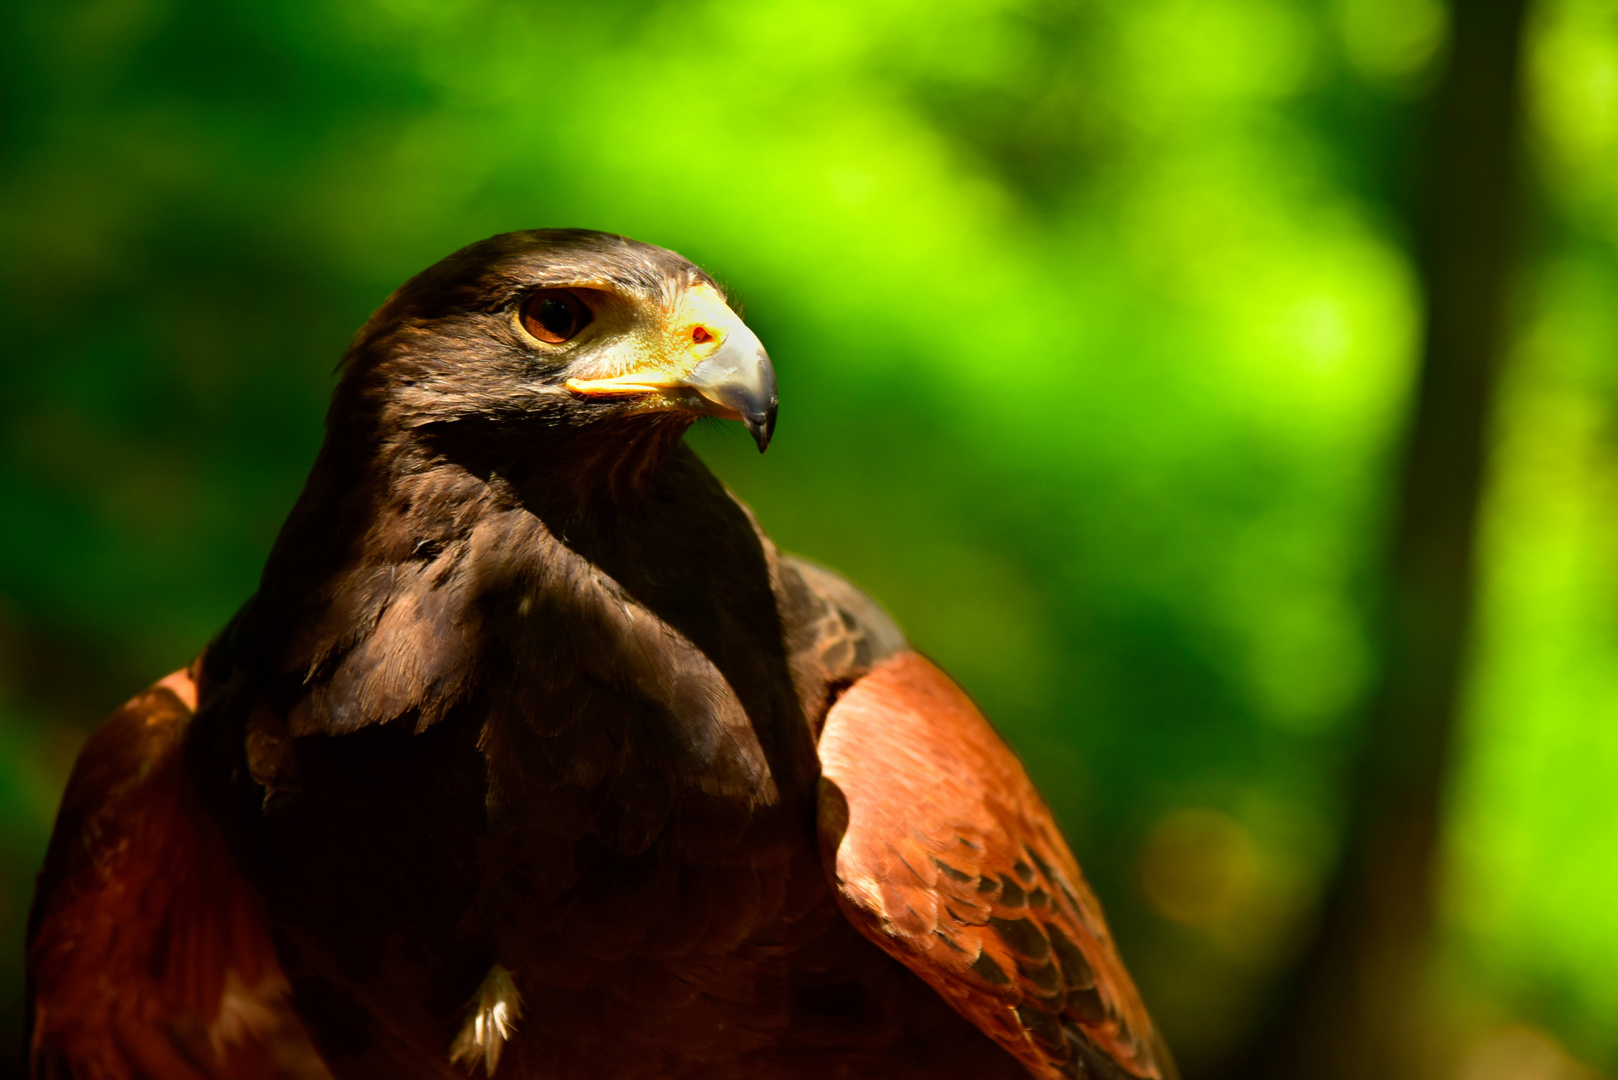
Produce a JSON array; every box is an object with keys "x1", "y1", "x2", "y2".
[{"x1": 692, "y1": 326, "x2": 714, "y2": 345}]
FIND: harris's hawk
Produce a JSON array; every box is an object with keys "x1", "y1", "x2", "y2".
[{"x1": 26, "y1": 230, "x2": 1175, "y2": 1080}]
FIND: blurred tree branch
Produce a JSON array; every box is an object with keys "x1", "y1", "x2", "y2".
[{"x1": 1224, "y1": 0, "x2": 1532, "y2": 1076}]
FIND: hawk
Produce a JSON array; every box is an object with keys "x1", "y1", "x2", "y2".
[{"x1": 27, "y1": 230, "x2": 1175, "y2": 1080}]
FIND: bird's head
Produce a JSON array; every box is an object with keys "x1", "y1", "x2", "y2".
[{"x1": 338, "y1": 229, "x2": 778, "y2": 460}]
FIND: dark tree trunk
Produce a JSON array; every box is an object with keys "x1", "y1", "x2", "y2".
[{"x1": 1222, "y1": 1, "x2": 1533, "y2": 1077}]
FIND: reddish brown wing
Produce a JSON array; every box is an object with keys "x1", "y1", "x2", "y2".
[
  {"x1": 816, "y1": 652, "x2": 1173, "y2": 1080},
  {"x1": 27, "y1": 670, "x2": 330, "y2": 1080}
]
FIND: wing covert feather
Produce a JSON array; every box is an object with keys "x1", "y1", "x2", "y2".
[
  {"x1": 27, "y1": 670, "x2": 330, "y2": 1080},
  {"x1": 816, "y1": 652, "x2": 1173, "y2": 1080}
]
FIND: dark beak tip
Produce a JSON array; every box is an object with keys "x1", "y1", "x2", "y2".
[{"x1": 746, "y1": 409, "x2": 776, "y2": 453}]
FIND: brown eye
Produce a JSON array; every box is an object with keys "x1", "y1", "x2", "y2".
[{"x1": 521, "y1": 289, "x2": 592, "y2": 344}]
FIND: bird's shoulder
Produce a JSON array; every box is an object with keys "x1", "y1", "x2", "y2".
[
  {"x1": 815, "y1": 651, "x2": 1175, "y2": 1080},
  {"x1": 768, "y1": 550, "x2": 906, "y2": 721},
  {"x1": 27, "y1": 668, "x2": 329, "y2": 1080}
]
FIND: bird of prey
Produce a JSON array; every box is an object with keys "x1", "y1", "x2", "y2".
[{"x1": 27, "y1": 230, "x2": 1175, "y2": 1080}]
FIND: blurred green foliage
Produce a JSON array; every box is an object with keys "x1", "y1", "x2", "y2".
[
  {"x1": 2, "y1": 0, "x2": 1617, "y2": 1074},
  {"x1": 1445, "y1": 0, "x2": 1618, "y2": 1062}
]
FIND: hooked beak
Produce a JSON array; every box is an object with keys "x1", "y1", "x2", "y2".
[
  {"x1": 564, "y1": 285, "x2": 779, "y2": 452},
  {"x1": 683, "y1": 321, "x2": 777, "y2": 452}
]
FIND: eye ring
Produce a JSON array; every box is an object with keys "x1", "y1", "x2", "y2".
[{"x1": 521, "y1": 289, "x2": 593, "y2": 344}]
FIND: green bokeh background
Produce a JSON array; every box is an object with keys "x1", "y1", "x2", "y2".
[{"x1": 2, "y1": 0, "x2": 1617, "y2": 1074}]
